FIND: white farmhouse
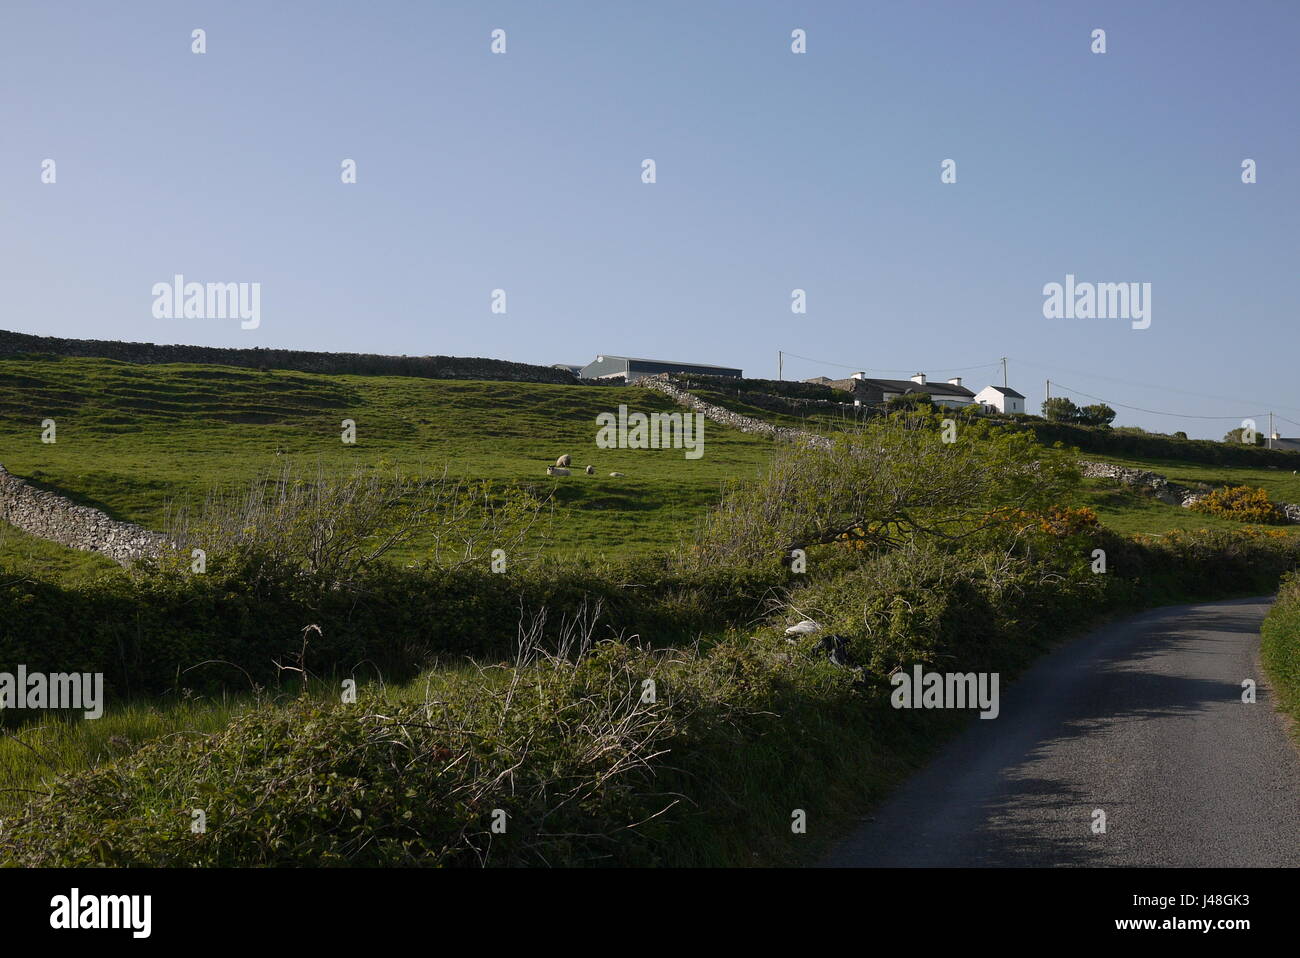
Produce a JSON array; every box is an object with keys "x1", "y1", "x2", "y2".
[
  {"x1": 821, "y1": 372, "x2": 977, "y2": 409},
  {"x1": 974, "y1": 385, "x2": 1026, "y2": 415}
]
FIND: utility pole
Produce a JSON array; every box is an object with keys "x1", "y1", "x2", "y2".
[
  {"x1": 1045, "y1": 380, "x2": 1050, "y2": 402},
  {"x1": 1270, "y1": 411, "x2": 1274, "y2": 449},
  {"x1": 1002, "y1": 357, "x2": 1008, "y2": 388},
  {"x1": 778, "y1": 350, "x2": 783, "y2": 381}
]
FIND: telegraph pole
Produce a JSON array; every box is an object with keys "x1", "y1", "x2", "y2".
[
  {"x1": 1269, "y1": 411, "x2": 1274, "y2": 449},
  {"x1": 1002, "y1": 357, "x2": 1008, "y2": 388},
  {"x1": 778, "y1": 350, "x2": 783, "y2": 381}
]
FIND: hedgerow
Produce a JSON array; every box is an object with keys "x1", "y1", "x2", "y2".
[
  {"x1": 0, "y1": 555, "x2": 787, "y2": 699},
  {"x1": 3, "y1": 522, "x2": 1295, "y2": 867}
]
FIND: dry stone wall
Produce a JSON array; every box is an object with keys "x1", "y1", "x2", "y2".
[
  {"x1": 640, "y1": 375, "x2": 833, "y2": 449},
  {"x1": 1079, "y1": 459, "x2": 1300, "y2": 521},
  {"x1": 0, "y1": 329, "x2": 577, "y2": 385},
  {"x1": 0, "y1": 464, "x2": 165, "y2": 565},
  {"x1": 1078, "y1": 460, "x2": 1198, "y2": 505}
]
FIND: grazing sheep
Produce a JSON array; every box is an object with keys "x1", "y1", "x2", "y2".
[
  {"x1": 608, "y1": 472, "x2": 624, "y2": 477},
  {"x1": 784, "y1": 619, "x2": 820, "y2": 637},
  {"x1": 556, "y1": 454, "x2": 572, "y2": 467},
  {"x1": 585, "y1": 465, "x2": 595, "y2": 475},
  {"x1": 546, "y1": 466, "x2": 571, "y2": 477}
]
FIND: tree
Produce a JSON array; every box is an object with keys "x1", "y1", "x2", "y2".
[
  {"x1": 884, "y1": 392, "x2": 933, "y2": 411},
  {"x1": 1223, "y1": 427, "x2": 1264, "y2": 446},
  {"x1": 1079, "y1": 403, "x2": 1116, "y2": 427},
  {"x1": 1041, "y1": 397, "x2": 1082, "y2": 423},
  {"x1": 689, "y1": 413, "x2": 1080, "y2": 565}
]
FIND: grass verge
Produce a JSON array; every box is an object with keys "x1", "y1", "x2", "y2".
[{"x1": 1261, "y1": 571, "x2": 1300, "y2": 734}]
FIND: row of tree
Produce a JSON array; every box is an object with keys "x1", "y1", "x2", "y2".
[
  {"x1": 1041, "y1": 398, "x2": 1268, "y2": 447},
  {"x1": 1040, "y1": 397, "x2": 1117, "y2": 427}
]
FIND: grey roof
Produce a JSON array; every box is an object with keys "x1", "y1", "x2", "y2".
[
  {"x1": 984, "y1": 385, "x2": 1026, "y2": 399},
  {"x1": 829, "y1": 376, "x2": 976, "y2": 398},
  {"x1": 596, "y1": 354, "x2": 741, "y2": 372}
]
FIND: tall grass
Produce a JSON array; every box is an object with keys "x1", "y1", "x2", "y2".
[{"x1": 1262, "y1": 572, "x2": 1300, "y2": 734}]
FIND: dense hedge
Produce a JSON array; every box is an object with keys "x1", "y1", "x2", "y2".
[
  {"x1": 4, "y1": 526, "x2": 1297, "y2": 866},
  {"x1": 1022, "y1": 419, "x2": 1300, "y2": 468},
  {"x1": 794, "y1": 527, "x2": 1299, "y2": 685},
  {"x1": 3, "y1": 523, "x2": 1291, "y2": 706},
  {"x1": 0, "y1": 557, "x2": 787, "y2": 699}
]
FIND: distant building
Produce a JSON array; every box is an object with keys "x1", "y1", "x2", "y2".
[
  {"x1": 826, "y1": 371, "x2": 976, "y2": 409},
  {"x1": 579, "y1": 354, "x2": 743, "y2": 383},
  {"x1": 974, "y1": 384, "x2": 1026, "y2": 415},
  {"x1": 1269, "y1": 434, "x2": 1300, "y2": 453}
]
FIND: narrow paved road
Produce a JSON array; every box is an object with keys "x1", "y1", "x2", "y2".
[{"x1": 824, "y1": 597, "x2": 1300, "y2": 867}]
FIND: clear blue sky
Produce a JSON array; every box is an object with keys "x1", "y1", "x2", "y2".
[{"x1": 2, "y1": 0, "x2": 1296, "y2": 438}]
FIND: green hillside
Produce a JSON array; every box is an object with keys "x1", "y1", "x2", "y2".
[
  {"x1": 3, "y1": 356, "x2": 1298, "y2": 578},
  {"x1": 673, "y1": 385, "x2": 1300, "y2": 539},
  {"x1": 0, "y1": 357, "x2": 777, "y2": 568},
  {"x1": 5, "y1": 355, "x2": 1300, "y2": 869}
]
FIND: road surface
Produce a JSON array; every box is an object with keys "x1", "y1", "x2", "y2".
[{"x1": 824, "y1": 597, "x2": 1300, "y2": 866}]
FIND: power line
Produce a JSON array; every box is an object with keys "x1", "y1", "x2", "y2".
[
  {"x1": 1047, "y1": 380, "x2": 1263, "y2": 421},
  {"x1": 1011, "y1": 356, "x2": 1300, "y2": 421}
]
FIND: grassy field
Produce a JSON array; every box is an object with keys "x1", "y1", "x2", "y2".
[
  {"x1": 0, "y1": 357, "x2": 781, "y2": 569},
  {"x1": 1077, "y1": 453, "x2": 1300, "y2": 537},
  {"x1": 7, "y1": 356, "x2": 1296, "y2": 575},
  {"x1": 0, "y1": 522, "x2": 120, "y2": 583},
  {"x1": 4, "y1": 356, "x2": 1300, "y2": 866}
]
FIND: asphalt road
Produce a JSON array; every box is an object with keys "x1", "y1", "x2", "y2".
[{"x1": 824, "y1": 597, "x2": 1300, "y2": 867}]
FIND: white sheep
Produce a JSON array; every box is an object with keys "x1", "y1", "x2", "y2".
[
  {"x1": 556, "y1": 454, "x2": 572, "y2": 467},
  {"x1": 546, "y1": 466, "x2": 571, "y2": 477},
  {"x1": 585, "y1": 465, "x2": 595, "y2": 475}
]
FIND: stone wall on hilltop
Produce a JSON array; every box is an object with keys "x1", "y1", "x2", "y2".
[{"x1": 0, "y1": 329, "x2": 578, "y2": 385}]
